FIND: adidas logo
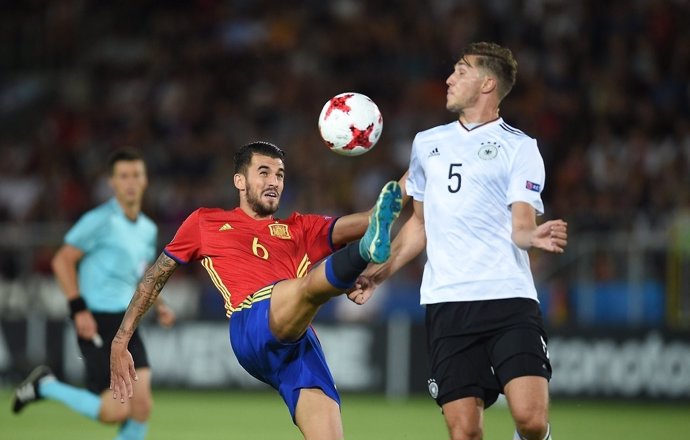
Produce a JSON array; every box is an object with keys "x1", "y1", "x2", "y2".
[
  {"x1": 218, "y1": 223, "x2": 233, "y2": 231},
  {"x1": 428, "y1": 147, "x2": 440, "y2": 158}
]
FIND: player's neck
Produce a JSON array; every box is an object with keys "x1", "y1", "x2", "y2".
[
  {"x1": 458, "y1": 104, "x2": 499, "y2": 125},
  {"x1": 239, "y1": 204, "x2": 273, "y2": 221}
]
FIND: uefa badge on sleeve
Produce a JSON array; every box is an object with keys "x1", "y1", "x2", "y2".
[{"x1": 525, "y1": 180, "x2": 541, "y2": 192}]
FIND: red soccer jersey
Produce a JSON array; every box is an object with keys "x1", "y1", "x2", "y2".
[{"x1": 164, "y1": 207, "x2": 338, "y2": 317}]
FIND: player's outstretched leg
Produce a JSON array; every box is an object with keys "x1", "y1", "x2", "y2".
[
  {"x1": 12, "y1": 365, "x2": 54, "y2": 413},
  {"x1": 359, "y1": 180, "x2": 403, "y2": 264}
]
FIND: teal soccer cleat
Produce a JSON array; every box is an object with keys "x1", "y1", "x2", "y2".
[{"x1": 359, "y1": 181, "x2": 403, "y2": 264}]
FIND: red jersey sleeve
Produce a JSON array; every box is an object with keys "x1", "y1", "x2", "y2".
[
  {"x1": 164, "y1": 209, "x2": 202, "y2": 264},
  {"x1": 295, "y1": 213, "x2": 339, "y2": 263}
]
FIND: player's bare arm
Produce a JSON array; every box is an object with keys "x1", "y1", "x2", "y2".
[
  {"x1": 110, "y1": 252, "x2": 178, "y2": 402},
  {"x1": 348, "y1": 198, "x2": 426, "y2": 305},
  {"x1": 511, "y1": 202, "x2": 568, "y2": 253}
]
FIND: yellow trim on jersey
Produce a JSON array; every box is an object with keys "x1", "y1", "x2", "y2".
[
  {"x1": 228, "y1": 285, "x2": 273, "y2": 317},
  {"x1": 201, "y1": 257, "x2": 232, "y2": 315},
  {"x1": 296, "y1": 254, "x2": 311, "y2": 278},
  {"x1": 202, "y1": 256, "x2": 274, "y2": 317}
]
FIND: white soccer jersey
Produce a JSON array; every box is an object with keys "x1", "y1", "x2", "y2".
[{"x1": 406, "y1": 118, "x2": 545, "y2": 304}]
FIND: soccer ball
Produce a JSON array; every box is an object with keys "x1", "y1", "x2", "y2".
[{"x1": 318, "y1": 92, "x2": 383, "y2": 156}]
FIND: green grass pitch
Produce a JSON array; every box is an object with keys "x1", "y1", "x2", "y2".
[{"x1": 2, "y1": 388, "x2": 689, "y2": 439}]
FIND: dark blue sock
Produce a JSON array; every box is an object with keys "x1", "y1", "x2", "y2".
[{"x1": 324, "y1": 241, "x2": 368, "y2": 289}]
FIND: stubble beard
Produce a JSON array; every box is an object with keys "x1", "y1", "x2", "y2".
[
  {"x1": 246, "y1": 186, "x2": 279, "y2": 217},
  {"x1": 446, "y1": 93, "x2": 463, "y2": 113},
  {"x1": 447, "y1": 90, "x2": 480, "y2": 117}
]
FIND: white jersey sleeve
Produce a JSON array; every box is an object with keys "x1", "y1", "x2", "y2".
[{"x1": 507, "y1": 137, "x2": 545, "y2": 215}]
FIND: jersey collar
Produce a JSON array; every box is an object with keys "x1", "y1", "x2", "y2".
[
  {"x1": 233, "y1": 206, "x2": 276, "y2": 223},
  {"x1": 457, "y1": 117, "x2": 502, "y2": 132}
]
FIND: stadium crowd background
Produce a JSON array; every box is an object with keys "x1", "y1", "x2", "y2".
[{"x1": 1, "y1": 0, "x2": 689, "y2": 326}]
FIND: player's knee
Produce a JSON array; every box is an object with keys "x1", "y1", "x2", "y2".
[
  {"x1": 99, "y1": 401, "x2": 131, "y2": 424},
  {"x1": 448, "y1": 422, "x2": 483, "y2": 440},
  {"x1": 131, "y1": 394, "x2": 153, "y2": 420},
  {"x1": 513, "y1": 413, "x2": 548, "y2": 440}
]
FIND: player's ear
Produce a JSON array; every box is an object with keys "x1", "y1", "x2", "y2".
[
  {"x1": 234, "y1": 173, "x2": 245, "y2": 191},
  {"x1": 481, "y1": 75, "x2": 497, "y2": 94}
]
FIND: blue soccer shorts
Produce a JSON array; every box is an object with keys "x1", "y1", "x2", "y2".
[{"x1": 229, "y1": 286, "x2": 341, "y2": 422}]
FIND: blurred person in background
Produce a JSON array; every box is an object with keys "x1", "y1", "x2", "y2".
[
  {"x1": 12, "y1": 148, "x2": 175, "y2": 440},
  {"x1": 109, "y1": 141, "x2": 403, "y2": 440},
  {"x1": 349, "y1": 42, "x2": 568, "y2": 440}
]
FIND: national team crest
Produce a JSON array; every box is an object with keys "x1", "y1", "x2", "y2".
[
  {"x1": 478, "y1": 141, "x2": 499, "y2": 160},
  {"x1": 268, "y1": 223, "x2": 291, "y2": 239}
]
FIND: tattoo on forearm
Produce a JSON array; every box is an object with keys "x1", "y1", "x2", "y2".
[{"x1": 116, "y1": 253, "x2": 177, "y2": 340}]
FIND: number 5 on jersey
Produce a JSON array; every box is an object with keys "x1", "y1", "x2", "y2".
[{"x1": 448, "y1": 163, "x2": 462, "y2": 193}]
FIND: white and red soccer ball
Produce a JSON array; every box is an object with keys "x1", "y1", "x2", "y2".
[{"x1": 318, "y1": 92, "x2": 383, "y2": 156}]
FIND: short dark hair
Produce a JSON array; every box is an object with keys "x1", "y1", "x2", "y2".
[
  {"x1": 107, "y1": 148, "x2": 145, "y2": 175},
  {"x1": 459, "y1": 42, "x2": 517, "y2": 100},
  {"x1": 234, "y1": 141, "x2": 286, "y2": 175}
]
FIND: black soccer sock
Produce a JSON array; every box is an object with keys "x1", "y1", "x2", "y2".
[{"x1": 324, "y1": 240, "x2": 368, "y2": 289}]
